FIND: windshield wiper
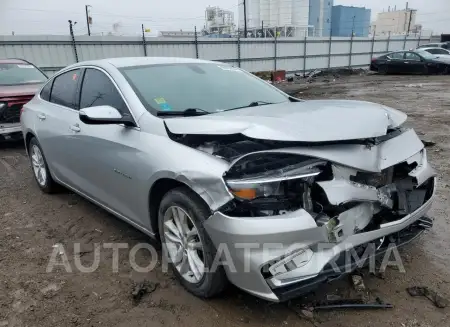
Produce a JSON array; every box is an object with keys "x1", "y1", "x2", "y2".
[
  {"x1": 156, "y1": 108, "x2": 210, "y2": 117},
  {"x1": 225, "y1": 101, "x2": 275, "y2": 111}
]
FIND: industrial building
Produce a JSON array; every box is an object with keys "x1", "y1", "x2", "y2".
[
  {"x1": 238, "y1": 0, "x2": 311, "y2": 37},
  {"x1": 204, "y1": 6, "x2": 235, "y2": 35},
  {"x1": 371, "y1": 7, "x2": 417, "y2": 35},
  {"x1": 331, "y1": 5, "x2": 371, "y2": 37},
  {"x1": 309, "y1": 0, "x2": 333, "y2": 37}
]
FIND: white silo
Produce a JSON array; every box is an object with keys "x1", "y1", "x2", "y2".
[
  {"x1": 239, "y1": 0, "x2": 310, "y2": 34},
  {"x1": 292, "y1": 0, "x2": 310, "y2": 27}
]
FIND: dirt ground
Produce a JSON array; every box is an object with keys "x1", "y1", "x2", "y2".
[{"x1": 1, "y1": 74, "x2": 450, "y2": 327}]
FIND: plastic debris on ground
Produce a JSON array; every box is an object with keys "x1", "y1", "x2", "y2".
[{"x1": 406, "y1": 286, "x2": 449, "y2": 308}]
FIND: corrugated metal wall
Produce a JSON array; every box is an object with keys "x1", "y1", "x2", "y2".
[{"x1": 0, "y1": 34, "x2": 429, "y2": 76}]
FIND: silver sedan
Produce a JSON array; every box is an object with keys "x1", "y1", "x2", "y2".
[{"x1": 21, "y1": 57, "x2": 436, "y2": 302}]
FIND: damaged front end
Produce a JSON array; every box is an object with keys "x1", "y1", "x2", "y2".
[{"x1": 171, "y1": 127, "x2": 436, "y2": 302}]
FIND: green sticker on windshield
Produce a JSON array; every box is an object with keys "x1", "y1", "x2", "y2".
[
  {"x1": 154, "y1": 97, "x2": 166, "y2": 105},
  {"x1": 160, "y1": 103, "x2": 172, "y2": 111}
]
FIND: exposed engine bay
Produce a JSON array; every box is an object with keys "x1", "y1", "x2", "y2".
[{"x1": 170, "y1": 128, "x2": 436, "y2": 243}]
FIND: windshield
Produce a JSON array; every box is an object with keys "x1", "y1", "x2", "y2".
[
  {"x1": 120, "y1": 63, "x2": 289, "y2": 114},
  {"x1": 0, "y1": 63, "x2": 47, "y2": 86},
  {"x1": 415, "y1": 50, "x2": 435, "y2": 59}
]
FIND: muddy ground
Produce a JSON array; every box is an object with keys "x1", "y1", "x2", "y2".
[{"x1": 1, "y1": 74, "x2": 450, "y2": 327}]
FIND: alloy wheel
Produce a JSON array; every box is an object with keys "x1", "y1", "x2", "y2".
[
  {"x1": 163, "y1": 206, "x2": 205, "y2": 283},
  {"x1": 31, "y1": 145, "x2": 47, "y2": 186}
]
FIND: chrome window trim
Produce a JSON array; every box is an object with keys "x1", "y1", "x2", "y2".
[{"x1": 37, "y1": 65, "x2": 141, "y2": 129}]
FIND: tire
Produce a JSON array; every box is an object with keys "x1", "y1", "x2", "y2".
[
  {"x1": 158, "y1": 186, "x2": 227, "y2": 298},
  {"x1": 378, "y1": 65, "x2": 389, "y2": 75},
  {"x1": 28, "y1": 137, "x2": 60, "y2": 193},
  {"x1": 443, "y1": 66, "x2": 450, "y2": 75}
]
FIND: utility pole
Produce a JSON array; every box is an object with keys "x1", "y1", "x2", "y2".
[
  {"x1": 404, "y1": 2, "x2": 408, "y2": 33},
  {"x1": 141, "y1": 24, "x2": 147, "y2": 56},
  {"x1": 68, "y1": 20, "x2": 79, "y2": 62},
  {"x1": 243, "y1": 0, "x2": 247, "y2": 38},
  {"x1": 351, "y1": 15, "x2": 356, "y2": 37},
  {"x1": 85, "y1": 5, "x2": 92, "y2": 36},
  {"x1": 407, "y1": 9, "x2": 416, "y2": 35},
  {"x1": 261, "y1": 20, "x2": 264, "y2": 38}
]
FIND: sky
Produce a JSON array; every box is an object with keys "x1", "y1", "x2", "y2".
[{"x1": 0, "y1": 0, "x2": 448, "y2": 36}]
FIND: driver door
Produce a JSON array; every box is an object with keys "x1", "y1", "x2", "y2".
[
  {"x1": 68, "y1": 68, "x2": 144, "y2": 225},
  {"x1": 404, "y1": 52, "x2": 426, "y2": 73}
]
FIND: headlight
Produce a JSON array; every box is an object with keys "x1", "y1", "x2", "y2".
[
  {"x1": 226, "y1": 169, "x2": 321, "y2": 201},
  {"x1": 228, "y1": 181, "x2": 283, "y2": 200}
]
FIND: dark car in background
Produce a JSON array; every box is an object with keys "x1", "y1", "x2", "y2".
[
  {"x1": 0, "y1": 59, "x2": 47, "y2": 141},
  {"x1": 370, "y1": 50, "x2": 450, "y2": 75}
]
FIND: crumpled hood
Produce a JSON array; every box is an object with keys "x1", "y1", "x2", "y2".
[{"x1": 164, "y1": 100, "x2": 407, "y2": 142}]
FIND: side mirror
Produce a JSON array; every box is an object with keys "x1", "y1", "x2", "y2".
[{"x1": 79, "y1": 105, "x2": 135, "y2": 127}]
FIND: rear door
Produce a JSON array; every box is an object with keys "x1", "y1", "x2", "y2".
[
  {"x1": 67, "y1": 67, "x2": 144, "y2": 224},
  {"x1": 387, "y1": 52, "x2": 406, "y2": 73},
  {"x1": 34, "y1": 69, "x2": 82, "y2": 183}
]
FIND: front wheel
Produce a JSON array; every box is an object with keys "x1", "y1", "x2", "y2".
[
  {"x1": 443, "y1": 65, "x2": 450, "y2": 75},
  {"x1": 158, "y1": 186, "x2": 227, "y2": 298}
]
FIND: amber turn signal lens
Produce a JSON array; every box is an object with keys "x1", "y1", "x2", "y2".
[{"x1": 230, "y1": 188, "x2": 257, "y2": 200}]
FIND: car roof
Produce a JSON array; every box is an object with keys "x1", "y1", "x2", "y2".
[
  {"x1": 0, "y1": 58, "x2": 29, "y2": 64},
  {"x1": 420, "y1": 43, "x2": 444, "y2": 46},
  {"x1": 387, "y1": 50, "x2": 406, "y2": 54},
  {"x1": 418, "y1": 47, "x2": 448, "y2": 51},
  {"x1": 69, "y1": 57, "x2": 218, "y2": 69}
]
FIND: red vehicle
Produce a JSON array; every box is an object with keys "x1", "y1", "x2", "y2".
[{"x1": 0, "y1": 59, "x2": 47, "y2": 141}]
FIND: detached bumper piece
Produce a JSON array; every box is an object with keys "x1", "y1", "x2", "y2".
[{"x1": 272, "y1": 217, "x2": 433, "y2": 302}]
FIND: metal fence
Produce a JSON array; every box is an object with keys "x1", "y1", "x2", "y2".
[{"x1": 0, "y1": 33, "x2": 431, "y2": 76}]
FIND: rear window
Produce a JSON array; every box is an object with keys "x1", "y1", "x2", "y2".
[
  {"x1": 0, "y1": 63, "x2": 47, "y2": 86},
  {"x1": 389, "y1": 52, "x2": 405, "y2": 59},
  {"x1": 50, "y1": 69, "x2": 81, "y2": 109},
  {"x1": 427, "y1": 48, "x2": 449, "y2": 55}
]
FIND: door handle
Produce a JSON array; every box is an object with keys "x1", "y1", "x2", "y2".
[
  {"x1": 404, "y1": 62, "x2": 409, "y2": 64},
  {"x1": 69, "y1": 124, "x2": 81, "y2": 133},
  {"x1": 37, "y1": 113, "x2": 46, "y2": 120}
]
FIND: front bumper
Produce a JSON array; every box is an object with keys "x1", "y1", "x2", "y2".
[
  {"x1": 204, "y1": 177, "x2": 436, "y2": 302},
  {"x1": 272, "y1": 216, "x2": 432, "y2": 302},
  {"x1": 0, "y1": 123, "x2": 22, "y2": 140}
]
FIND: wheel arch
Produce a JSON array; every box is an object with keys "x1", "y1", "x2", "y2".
[
  {"x1": 24, "y1": 131, "x2": 37, "y2": 154},
  {"x1": 148, "y1": 177, "x2": 212, "y2": 237}
]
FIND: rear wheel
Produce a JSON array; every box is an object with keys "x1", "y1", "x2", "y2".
[
  {"x1": 378, "y1": 65, "x2": 389, "y2": 75},
  {"x1": 158, "y1": 186, "x2": 227, "y2": 298},
  {"x1": 28, "y1": 137, "x2": 60, "y2": 193}
]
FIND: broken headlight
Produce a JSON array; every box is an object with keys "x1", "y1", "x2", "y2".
[
  {"x1": 226, "y1": 180, "x2": 284, "y2": 200},
  {"x1": 224, "y1": 159, "x2": 325, "y2": 215}
]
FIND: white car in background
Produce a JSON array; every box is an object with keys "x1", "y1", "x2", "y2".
[{"x1": 416, "y1": 47, "x2": 450, "y2": 60}]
